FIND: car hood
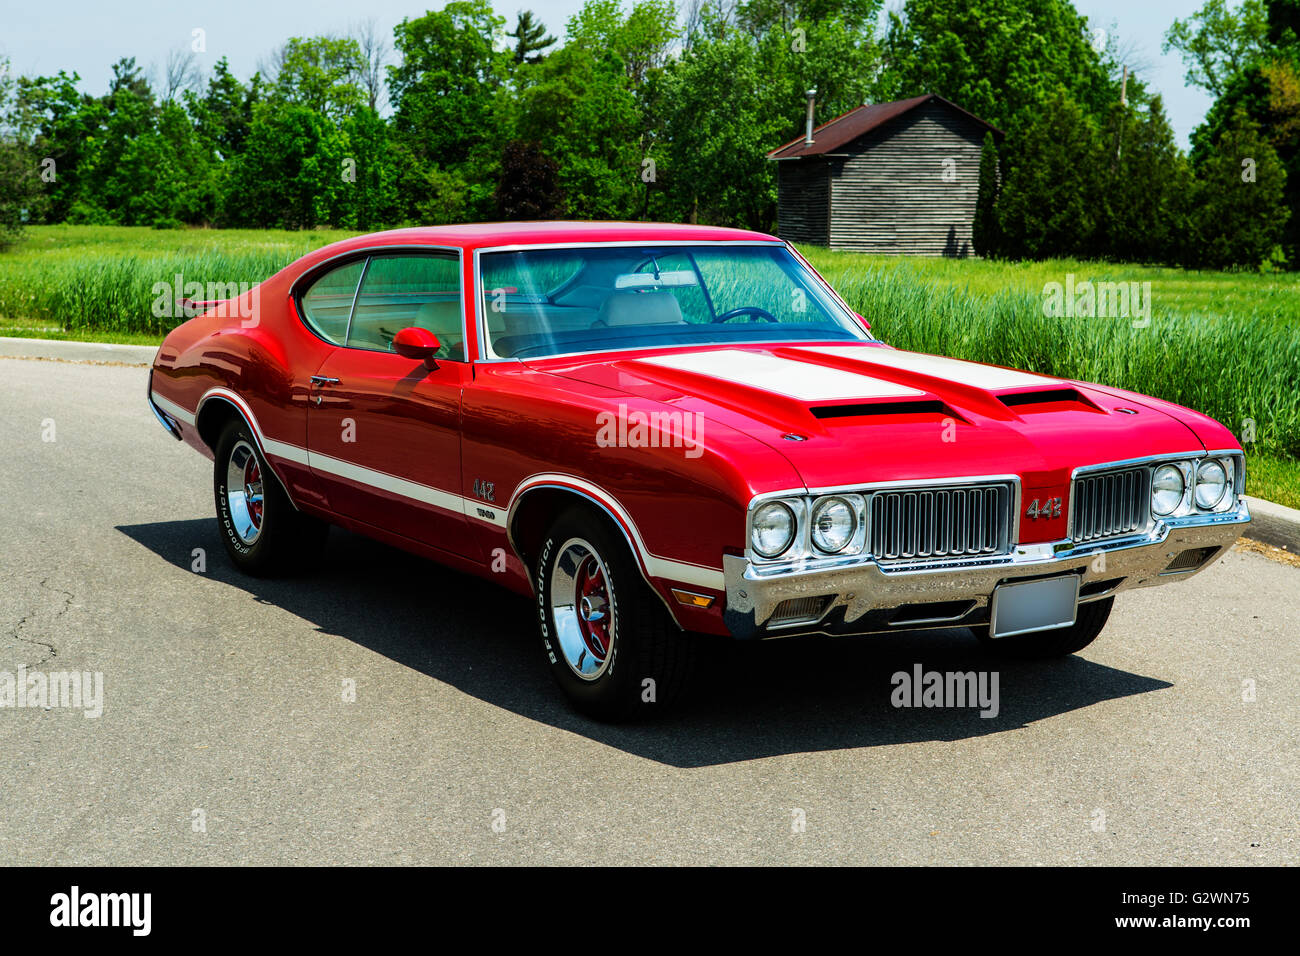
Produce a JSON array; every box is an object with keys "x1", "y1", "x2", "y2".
[{"x1": 531, "y1": 342, "x2": 1210, "y2": 490}]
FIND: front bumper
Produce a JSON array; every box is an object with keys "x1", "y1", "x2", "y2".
[{"x1": 723, "y1": 504, "x2": 1250, "y2": 639}]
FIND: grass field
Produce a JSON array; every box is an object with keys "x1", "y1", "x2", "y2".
[
  {"x1": 0, "y1": 225, "x2": 351, "y2": 341},
  {"x1": 2, "y1": 225, "x2": 1297, "y2": 507}
]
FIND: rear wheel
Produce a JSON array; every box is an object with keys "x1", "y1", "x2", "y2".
[
  {"x1": 535, "y1": 507, "x2": 696, "y2": 721},
  {"x1": 973, "y1": 597, "x2": 1113, "y2": 658},
  {"x1": 213, "y1": 419, "x2": 327, "y2": 575}
]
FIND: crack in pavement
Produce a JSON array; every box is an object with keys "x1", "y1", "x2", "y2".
[{"x1": 8, "y1": 577, "x2": 74, "y2": 667}]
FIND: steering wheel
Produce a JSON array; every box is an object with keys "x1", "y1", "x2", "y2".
[{"x1": 712, "y1": 306, "x2": 779, "y2": 324}]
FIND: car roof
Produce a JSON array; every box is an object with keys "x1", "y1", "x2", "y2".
[{"x1": 297, "y1": 221, "x2": 781, "y2": 269}]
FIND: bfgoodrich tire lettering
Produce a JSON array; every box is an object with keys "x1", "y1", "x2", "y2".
[{"x1": 535, "y1": 506, "x2": 695, "y2": 721}]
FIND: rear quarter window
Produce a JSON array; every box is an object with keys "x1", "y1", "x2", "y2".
[{"x1": 300, "y1": 260, "x2": 364, "y2": 345}]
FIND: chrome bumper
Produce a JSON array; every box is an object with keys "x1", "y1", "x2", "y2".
[{"x1": 723, "y1": 504, "x2": 1250, "y2": 639}]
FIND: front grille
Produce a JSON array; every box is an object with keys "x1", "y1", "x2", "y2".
[
  {"x1": 868, "y1": 483, "x2": 1012, "y2": 561},
  {"x1": 1070, "y1": 467, "x2": 1150, "y2": 543}
]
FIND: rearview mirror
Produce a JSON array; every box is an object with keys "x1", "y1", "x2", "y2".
[
  {"x1": 393, "y1": 326, "x2": 442, "y2": 368},
  {"x1": 614, "y1": 270, "x2": 699, "y2": 290}
]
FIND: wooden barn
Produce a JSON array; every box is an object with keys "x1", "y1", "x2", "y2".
[{"x1": 767, "y1": 93, "x2": 1002, "y2": 256}]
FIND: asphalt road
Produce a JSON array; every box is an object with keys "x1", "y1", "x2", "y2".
[{"x1": 1, "y1": 355, "x2": 1297, "y2": 865}]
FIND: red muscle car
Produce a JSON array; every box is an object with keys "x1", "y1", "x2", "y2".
[{"x1": 149, "y1": 222, "x2": 1251, "y2": 719}]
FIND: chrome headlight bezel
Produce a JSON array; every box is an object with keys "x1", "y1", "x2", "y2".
[
  {"x1": 1194, "y1": 457, "x2": 1232, "y2": 511},
  {"x1": 1146, "y1": 453, "x2": 1244, "y2": 521},
  {"x1": 750, "y1": 499, "x2": 799, "y2": 559},
  {"x1": 747, "y1": 492, "x2": 869, "y2": 563},
  {"x1": 1151, "y1": 462, "x2": 1190, "y2": 517},
  {"x1": 809, "y1": 494, "x2": 867, "y2": 555}
]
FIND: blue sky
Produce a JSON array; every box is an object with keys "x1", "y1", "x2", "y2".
[{"x1": 1, "y1": 0, "x2": 1213, "y2": 147}]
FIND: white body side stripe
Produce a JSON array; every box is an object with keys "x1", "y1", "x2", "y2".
[
  {"x1": 154, "y1": 390, "x2": 723, "y2": 590},
  {"x1": 152, "y1": 392, "x2": 196, "y2": 426},
  {"x1": 508, "y1": 473, "x2": 726, "y2": 591}
]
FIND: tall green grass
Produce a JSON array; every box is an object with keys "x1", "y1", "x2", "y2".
[
  {"x1": 806, "y1": 256, "x2": 1300, "y2": 461},
  {"x1": 0, "y1": 225, "x2": 348, "y2": 336}
]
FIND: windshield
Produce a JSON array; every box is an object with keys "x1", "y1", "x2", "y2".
[{"x1": 477, "y1": 243, "x2": 870, "y2": 359}]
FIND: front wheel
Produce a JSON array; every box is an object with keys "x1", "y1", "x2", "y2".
[
  {"x1": 213, "y1": 419, "x2": 327, "y2": 576},
  {"x1": 973, "y1": 596, "x2": 1113, "y2": 658},
  {"x1": 535, "y1": 507, "x2": 696, "y2": 720}
]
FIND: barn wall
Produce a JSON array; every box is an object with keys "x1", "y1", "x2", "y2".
[
  {"x1": 827, "y1": 102, "x2": 989, "y2": 256},
  {"x1": 776, "y1": 160, "x2": 830, "y2": 246}
]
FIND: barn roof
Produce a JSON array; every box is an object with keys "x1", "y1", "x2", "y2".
[{"x1": 766, "y1": 93, "x2": 1003, "y2": 160}]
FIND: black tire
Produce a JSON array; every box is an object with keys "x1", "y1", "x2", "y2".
[
  {"x1": 535, "y1": 506, "x2": 696, "y2": 721},
  {"x1": 973, "y1": 596, "x2": 1113, "y2": 658},
  {"x1": 213, "y1": 419, "x2": 327, "y2": 576}
]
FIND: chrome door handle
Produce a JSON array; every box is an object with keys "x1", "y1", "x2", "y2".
[{"x1": 310, "y1": 376, "x2": 340, "y2": 385}]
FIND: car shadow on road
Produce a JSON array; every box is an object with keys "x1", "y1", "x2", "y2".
[{"x1": 119, "y1": 519, "x2": 1173, "y2": 768}]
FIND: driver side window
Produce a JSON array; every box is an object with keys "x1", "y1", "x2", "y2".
[{"x1": 348, "y1": 253, "x2": 465, "y2": 360}]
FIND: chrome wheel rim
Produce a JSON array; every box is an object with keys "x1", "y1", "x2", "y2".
[
  {"x1": 226, "y1": 440, "x2": 265, "y2": 545},
  {"x1": 549, "y1": 538, "x2": 615, "y2": 681}
]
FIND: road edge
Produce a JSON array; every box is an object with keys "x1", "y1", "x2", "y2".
[
  {"x1": 1242, "y1": 495, "x2": 1300, "y2": 553},
  {"x1": 0, "y1": 335, "x2": 158, "y2": 366}
]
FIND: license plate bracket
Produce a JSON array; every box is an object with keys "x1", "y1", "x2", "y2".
[{"x1": 990, "y1": 575, "x2": 1080, "y2": 639}]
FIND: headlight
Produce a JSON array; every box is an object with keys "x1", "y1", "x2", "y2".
[
  {"x1": 1151, "y1": 463, "x2": 1185, "y2": 516},
  {"x1": 751, "y1": 501, "x2": 796, "y2": 558},
  {"x1": 811, "y1": 496, "x2": 856, "y2": 553},
  {"x1": 1195, "y1": 458, "x2": 1228, "y2": 510}
]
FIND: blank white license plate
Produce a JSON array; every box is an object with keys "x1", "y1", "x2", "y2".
[{"x1": 990, "y1": 576, "x2": 1079, "y2": 638}]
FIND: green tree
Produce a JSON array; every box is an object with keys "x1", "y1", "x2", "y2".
[
  {"x1": 12, "y1": 71, "x2": 103, "y2": 222},
  {"x1": 1164, "y1": 0, "x2": 1271, "y2": 96},
  {"x1": 274, "y1": 36, "x2": 365, "y2": 120},
  {"x1": 339, "y1": 106, "x2": 398, "y2": 229},
  {"x1": 184, "y1": 58, "x2": 261, "y2": 160},
  {"x1": 880, "y1": 0, "x2": 1119, "y2": 132},
  {"x1": 655, "y1": 12, "x2": 879, "y2": 228},
  {"x1": 566, "y1": 0, "x2": 680, "y2": 85},
  {"x1": 993, "y1": 91, "x2": 1105, "y2": 259},
  {"x1": 971, "y1": 131, "x2": 1001, "y2": 257},
  {"x1": 0, "y1": 59, "x2": 47, "y2": 241},
  {"x1": 509, "y1": 11, "x2": 557, "y2": 63},
  {"x1": 1183, "y1": 0, "x2": 1299, "y2": 262},
  {"x1": 1189, "y1": 109, "x2": 1289, "y2": 268},
  {"x1": 1098, "y1": 96, "x2": 1195, "y2": 263},
  {"x1": 495, "y1": 140, "x2": 563, "y2": 218},
  {"x1": 220, "y1": 102, "x2": 348, "y2": 228},
  {"x1": 516, "y1": 42, "x2": 642, "y2": 219},
  {"x1": 389, "y1": 0, "x2": 508, "y2": 221}
]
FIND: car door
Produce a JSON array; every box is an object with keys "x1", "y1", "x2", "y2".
[{"x1": 306, "y1": 250, "x2": 475, "y2": 558}]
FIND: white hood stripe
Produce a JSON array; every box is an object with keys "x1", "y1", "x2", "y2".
[
  {"x1": 802, "y1": 346, "x2": 1061, "y2": 391},
  {"x1": 635, "y1": 349, "x2": 926, "y2": 402}
]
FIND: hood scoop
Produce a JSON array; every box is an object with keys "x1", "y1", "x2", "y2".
[
  {"x1": 998, "y1": 387, "x2": 1104, "y2": 413},
  {"x1": 809, "y1": 399, "x2": 962, "y2": 421}
]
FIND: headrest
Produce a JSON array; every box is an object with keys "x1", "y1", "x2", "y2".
[{"x1": 598, "y1": 291, "x2": 684, "y2": 327}]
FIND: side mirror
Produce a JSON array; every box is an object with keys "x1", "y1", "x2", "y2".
[
  {"x1": 854, "y1": 311, "x2": 872, "y2": 331},
  {"x1": 392, "y1": 326, "x2": 441, "y2": 368}
]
